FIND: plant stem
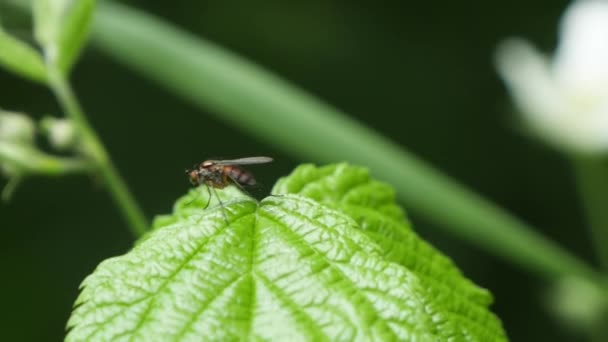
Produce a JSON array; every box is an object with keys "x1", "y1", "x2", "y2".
[
  {"x1": 0, "y1": 141, "x2": 92, "y2": 175},
  {"x1": 1, "y1": 175, "x2": 21, "y2": 201},
  {"x1": 47, "y1": 67, "x2": 148, "y2": 237},
  {"x1": 574, "y1": 157, "x2": 608, "y2": 272}
]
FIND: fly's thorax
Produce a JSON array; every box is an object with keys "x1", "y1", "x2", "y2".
[
  {"x1": 201, "y1": 160, "x2": 214, "y2": 167},
  {"x1": 194, "y1": 165, "x2": 221, "y2": 187}
]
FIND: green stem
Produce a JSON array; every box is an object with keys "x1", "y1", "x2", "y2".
[
  {"x1": 574, "y1": 157, "x2": 608, "y2": 272},
  {"x1": 1, "y1": 175, "x2": 21, "y2": 201},
  {"x1": 47, "y1": 67, "x2": 148, "y2": 237},
  {"x1": 0, "y1": 141, "x2": 92, "y2": 175}
]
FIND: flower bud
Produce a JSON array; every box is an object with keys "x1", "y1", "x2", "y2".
[
  {"x1": 40, "y1": 116, "x2": 77, "y2": 151},
  {"x1": 0, "y1": 109, "x2": 36, "y2": 144}
]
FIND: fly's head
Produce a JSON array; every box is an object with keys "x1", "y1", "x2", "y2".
[{"x1": 186, "y1": 167, "x2": 200, "y2": 186}]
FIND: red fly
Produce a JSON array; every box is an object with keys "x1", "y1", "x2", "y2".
[{"x1": 186, "y1": 156, "x2": 273, "y2": 221}]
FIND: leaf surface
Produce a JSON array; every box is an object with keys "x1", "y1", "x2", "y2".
[{"x1": 273, "y1": 164, "x2": 506, "y2": 338}]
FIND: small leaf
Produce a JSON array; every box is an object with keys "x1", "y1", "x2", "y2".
[
  {"x1": 57, "y1": 0, "x2": 95, "y2": 73},
  {"x1": 0, "y1": 26, "x2": 47, "y2": 82},
  {"x1": 33, "y1": 0, "x2": 95, "y2": 73},
  {"x1": 33, "y1": 0, "x2": 65, "y2": 53},
  {"x1": 67, "y1": 165, "x2": 507, "y2": 341}
]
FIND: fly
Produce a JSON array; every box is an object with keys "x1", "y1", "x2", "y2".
[{"x1": 186, "y1": 156, "x2": 273, "y2": 222}]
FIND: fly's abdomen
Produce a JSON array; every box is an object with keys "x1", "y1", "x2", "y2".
[{"x1": 225, "y1": 166, "x2": 256, "y2": 186}]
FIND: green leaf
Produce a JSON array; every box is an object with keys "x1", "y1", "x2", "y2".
[
  {"x1": 272, "y1": 164, "x2": 495, "y2": 307},
  {"x1": 57, "y1": 0, "x2": 95, "y2": 73},
  {"x1": 0, "y1": 25, "x2": 46, "y2": 82},
  {"x1": 32, "y1": 0, "x2": 64, "y2": 51},
  {"x1": 66, "y1": 167, "x2": 507, "y2": 341},
  {"x1": 33, "y1": 0, "x2": 95, "y2": 73}
]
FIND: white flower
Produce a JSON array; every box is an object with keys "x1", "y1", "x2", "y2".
[{"x1": 496, "y1": 0, "x2": 608, "y2": 155}]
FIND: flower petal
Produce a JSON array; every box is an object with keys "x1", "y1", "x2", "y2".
[
  {"x1": 554, "y1": 0, "x2": 608, "y2": 99},
  {"x1": 495, "y1": 39, "x2": 564, "y2": 130}
]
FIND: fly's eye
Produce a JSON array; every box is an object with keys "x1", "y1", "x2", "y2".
[{"x1": 188, "y1": 170, "x2": 199, "y2": 184}]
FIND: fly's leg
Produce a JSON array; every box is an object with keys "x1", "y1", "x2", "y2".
[
  {"x1": 234, "y1": 181, "x2": 252, "y2": 197},
  {"x1": 227, "y1": 175, "x2": 255, "y2": 198},
  {"x1": 183, "y1": 186, "x2": 205, "y2": 208},
  {"x1": 203, "y1": 185, "x2": 212, "y2": 210},
  {"x1": 211, "y1": 187, "x2": 229, "y2": 224}
]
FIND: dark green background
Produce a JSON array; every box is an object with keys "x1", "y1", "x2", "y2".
[{"x1": 0, "y1": 0, "x2": 592, "y2": 341}]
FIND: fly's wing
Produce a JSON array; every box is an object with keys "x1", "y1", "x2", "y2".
[{"x1": 209, "y1": 156, "x2": 273, "y2": 166}]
